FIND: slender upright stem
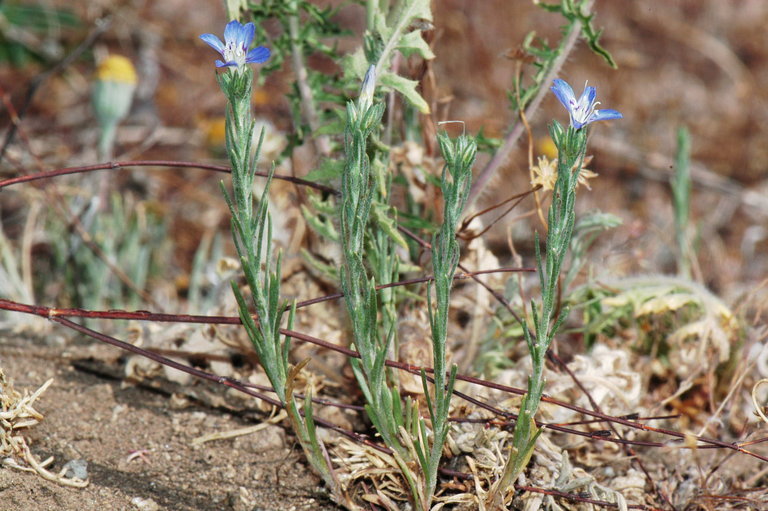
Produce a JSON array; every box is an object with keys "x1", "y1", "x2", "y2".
[
  {"x1": 467, "y1": 0, "x2": 595, "y2": 207},
  {"x1": 490, "y1": 125, "x2": 587, "y2": 504},
  {"x1": 288, "y1": 0, "x2": 330, "y2": 157}
]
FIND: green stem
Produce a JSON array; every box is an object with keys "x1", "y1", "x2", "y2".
[{"x1": 492, "y1": 125, "x2": 587, "y2": 501}]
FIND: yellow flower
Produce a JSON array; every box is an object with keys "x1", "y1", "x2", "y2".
[
  {"x1": 536, "y1": 135, "x2": 558, "y2": 161},
  {"x1": 95, "y1": 55, "x2": 137, "y2": 85}
]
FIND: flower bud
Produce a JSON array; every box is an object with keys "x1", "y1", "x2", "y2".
[
  {"x1": 358, "y1": 65, "x2": 377, "y2": 112},
  {"x1": 92, "y1": 55, "x2": 137, "y2": 128}
]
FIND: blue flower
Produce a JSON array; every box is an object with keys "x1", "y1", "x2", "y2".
[
  {"x1": 550, "y1": 79, "x2": 622, "y2": 129},
  {"x1": 200, "y1": 20, "x2": 270, "y2": 69}
]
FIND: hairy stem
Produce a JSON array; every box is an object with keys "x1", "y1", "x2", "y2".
[{"x1": 467, "y1": 0, "x2": 594, "y2": 207}]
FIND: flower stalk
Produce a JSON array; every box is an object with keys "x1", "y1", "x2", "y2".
[
  {"x1": 339, "y1": 65, "x2": 432, "y2": 509},
  {"x1": 491, "y1": 79, "x2": 621, "y2": 505},
  {"x1": 419, "y1": 130, "x2": 476, "y2": 502},
  {"x1": 339, "y1": 64, "x2": 402, "y2": 454},
  {"x1": 203, "y1": 19, "x2": 342, "y2": 503},
  {"x1": 92, "y1": 55, "x2": 137, "y2": 161}
]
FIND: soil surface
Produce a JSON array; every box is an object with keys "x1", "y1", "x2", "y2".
[{"x1": 1, "y1": 333, "x2": 340, "y2": 511}]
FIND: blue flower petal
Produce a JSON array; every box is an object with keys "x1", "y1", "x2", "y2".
[
  {"x1": 580, "y1": 86, "x2": 597, "y2": 107},
  {"x1": 246, "y1": 46, "x2": 270, "y2": 64},
  {"x1": 199, "y1": 33, "x2": 224, "y2": 54},
  {"x1": 551, "y1": 78, "x2": 622, "y2": 129},
  {"x1": 590, "y1": 109, "x2": 623, "y2": 122},
  {"x1": 551, "y1": 79, "x2": 576, "y2": 109},
  {"x1": 240, "y1": 22, "x2": 256, "y2": 49},
  {"x1": 202, "y1": 20, "x2": 270, "y2": 70},
  {"x1": 224, "y1": 20, "x2": 242, "y2": 45}
]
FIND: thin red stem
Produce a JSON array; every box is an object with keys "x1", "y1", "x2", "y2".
[{"x1": 0, "y1": 160, "x2": 338, "y2": 196}]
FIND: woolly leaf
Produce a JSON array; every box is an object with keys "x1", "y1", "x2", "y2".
[
  {"x1": 398, "y1": 29, "x2": 434, "y2": 59},
  {"x1": 379, "y1": 71, "x2": 430, "y2": 114},
  {"x1": 371, "y1": 202, "x2": 409, "y2": 250}
]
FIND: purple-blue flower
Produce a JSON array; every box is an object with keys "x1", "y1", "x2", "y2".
[
  {"x1": 200, "y1": 20, "x2": 270, "y2": 69},
  {"x1": 550, "y1": 79, "x2": 622, "y2": 129}
]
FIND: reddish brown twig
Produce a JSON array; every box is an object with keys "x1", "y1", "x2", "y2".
[
  {"x1": 547, "y1": 350, "x2": 673, "y2": 509},
  {"x1": 0, "y1": 160, "x2": 338, "y2": 196},
  {"x1": 3, "y1": 297, "x2": 766, "y2": 465}
]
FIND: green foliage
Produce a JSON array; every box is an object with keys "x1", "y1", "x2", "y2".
[
  {"x1": 336, "y1": 101, "x2": 479, "y2": 509},
  {"x1": 248, "y1": 0, "x2": 351, "y2": 152},
  {"x1": 493, "y1": 121, "x2": 589, "y2": 501},
  {"x1": 0, "y1": 0, "x2": 638, "y2": 503},
  {"x1": 379, "y1": 70, "x2": 430, "y2": 114},
  {"x1": 338, "y1": 65, "x2": 444, "y2": 508},
  {"x1": 473, "y1": 280, "x2": 527, "y2": 377},
  {"x1": 371, "y1": 201, "x2": 409, "y2": 250},
  {"x1": 418, "y1": 131, "x2": 476, "y2": 502},
  {"x1": 215, "y1": 58, "x2": 343, "y2": 501},
  {"x1": 339, "y1": 92, "x2": 395, "y2": 428},
  {"x1": 508, "y1": 0, "x2": 616, "y2": 116},
  {"x1": 672, "y1": 126, "x2": 692, "y2": 278},
  {"x1": 0, "y1": 3, "x2": 80, "y2": 66},
  {"x1": 538, "y1": 0, "x2": 616, "y2": 67},
  {"x1": 570, "y1": 276, "x2": 740, "y2": 368},
  {"x1": 207, "y1": 1, "x2": 624, "y2": 507},
  {"x1": 475, "y1": 127, "x2": 503, "y2": 155},
  {"x1": 53, "y1": 193, "x2": 167, "y2": 316},
  {"x1": 345, "y1": 0, "x2": 433, "y2": 113},
  {"x1": 250, "y1": 0, "x2": 348, "y2": 73},
  {"x1": 303, "y1": 158, "x2": 344, "y2": 183},
  {"x1": 507, "y1": 30, "x2": 562, "y2": 115}
]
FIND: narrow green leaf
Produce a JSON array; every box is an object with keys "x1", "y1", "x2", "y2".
[
  {"x1": 371, "y1": 202, "x2": 409, "y2": 249},
  {"x1": 301, "y1": 205, "x2": 340, "y2": 242}
]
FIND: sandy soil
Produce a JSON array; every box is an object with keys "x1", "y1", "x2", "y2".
[{"x1": 1, "y1": 333, "x2": 340, "y2": 511}]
